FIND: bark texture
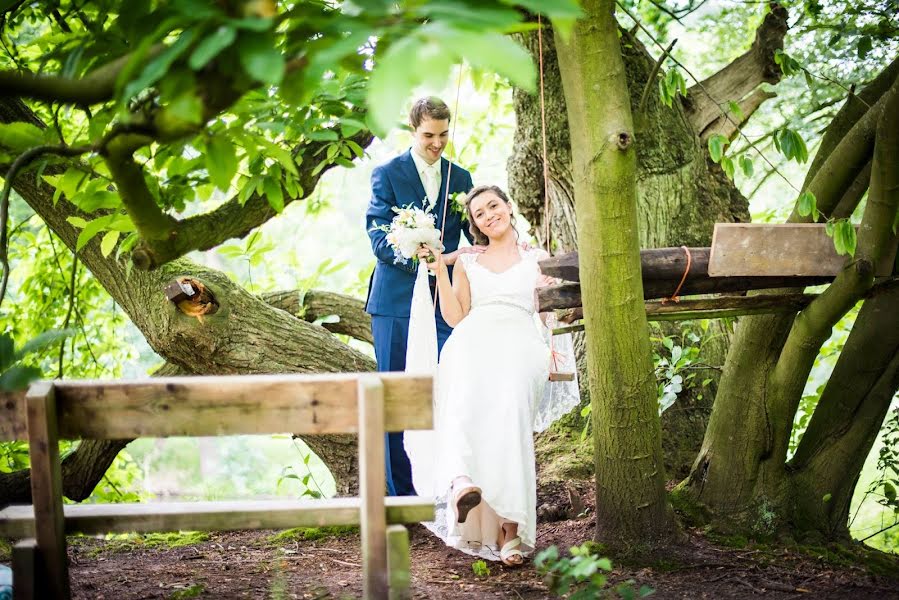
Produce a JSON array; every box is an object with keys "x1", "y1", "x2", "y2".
[
  {"x1": 510, "y1": 12, "x2": 786, "y2": 480},
  {"x1": 555, "y1": 0, "x2": 676, "y2": 548}
]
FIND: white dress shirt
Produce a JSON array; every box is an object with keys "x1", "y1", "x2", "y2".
[{"x1": 411, "y1": 150, "x2": 441, "y2": 211}]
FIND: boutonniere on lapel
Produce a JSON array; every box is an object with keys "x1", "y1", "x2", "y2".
[{"x1": 449, "y1": 191, "x2": 468, "y2": 221}]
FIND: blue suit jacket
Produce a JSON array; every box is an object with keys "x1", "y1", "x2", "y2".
[{"x1": 365, "y1": 150, "x2": 474, "y2": 319}]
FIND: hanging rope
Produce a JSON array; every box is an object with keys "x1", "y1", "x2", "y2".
[
  {"x1": 538, "y1": 14, "x2": 551, "y2": 254},
  {"x1": 431, "y1": 63, "x2": 467, "y2": 308}
]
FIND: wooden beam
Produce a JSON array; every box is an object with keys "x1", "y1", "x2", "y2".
[
  {"x1": 708, "y1": 223, "x2": 898, "y2": 277},
  {"x1": 25, "y1": 382, "x2": 70, "y2": 600},
  {"x1": 0, "y1": 497, "x2": 435, "y2": 538},
  {"x1": 0, "y1": 373, "x2": 432, "y2": 441},
  {"x1": 539, "y1": 247, "x2": 711, "y2": 282},
  {"x1": 538, "y1": 275, "x2": 833, "y2": 311},
  {"x1": 358, "y1": 375, "x2": 388, "y2": 600},
  {"x1": 387, "y1": 525, "x2": 411, "y2": 600}
]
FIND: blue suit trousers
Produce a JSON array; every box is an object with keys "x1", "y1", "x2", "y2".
[{"x1": 371, "y1": 314, "x2": 451, "y2": 496}]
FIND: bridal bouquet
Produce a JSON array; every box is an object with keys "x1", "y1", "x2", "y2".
[{"x1": 372, "y1": 204, "x2": 442, "y2": 264}]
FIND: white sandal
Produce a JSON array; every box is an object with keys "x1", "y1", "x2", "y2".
[
  {"x1": 452, "y1": 484, "x2": 482, "y2": 524},
  {"x1": 499, "y1": 535, "x2": 524, "y2": 567}
]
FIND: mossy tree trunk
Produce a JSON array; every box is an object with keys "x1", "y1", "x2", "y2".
[
  {"x1": 678, "y1": 67, "x2": 899, "y2": 541},
  {"x1": 514, "y1": 9, "x2": 788, "y2": 481},
  {"x1": 554, "y1": 0, "x2": 677, "y2": 548}
]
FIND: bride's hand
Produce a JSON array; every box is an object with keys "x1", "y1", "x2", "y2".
[{"x1": 417, "y1": 244, "x2": 443, "y2": 271}]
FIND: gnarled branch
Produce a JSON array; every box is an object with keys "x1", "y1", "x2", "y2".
[{"x1": 684, "y1": 4, "x2": 788, "y2": 135}]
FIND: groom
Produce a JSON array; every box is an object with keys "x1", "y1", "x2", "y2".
[{"x1": 365, "y1": 96, "x2": 477, "y2": 496}]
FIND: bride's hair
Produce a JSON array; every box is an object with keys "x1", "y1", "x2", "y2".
[{"x1": 464, "y1": 185, "x2": 519, "y2": 245}]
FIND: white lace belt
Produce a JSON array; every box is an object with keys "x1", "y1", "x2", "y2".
[{"x1": 471, "y1": 299, "x2": 534, "y2": 315}]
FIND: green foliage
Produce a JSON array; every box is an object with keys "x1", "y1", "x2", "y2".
[
  {"x1": 0, "y1": 328, "x2": 75, "y2": 391},
  {"x1": 170, "y1": 584, "x2": 205, "y2": 600},
  {"x1": 796, "y1": 190, "x2": 819, "y2": 221},
  {"x1": 471, "y1": 559, "x2": 491, "y2": 577},
  {"x1": 773, "y1": 127, "x2": 809, "y2": 164},
  {"x1": 657, "y1": 66, "x2": 687, "y2": 108},
  {"x1": 774, "y1": 49, "x2": 803, "y2": 77},
  {"x1": 825, "y1": 218, "x2": 858, "y2": 256},
  {"x1": 268, "y1": 525, "x2": 357, "y2": 544},
  {"x1": 535, "y1": 543, "x2": 654, "y2": 599}
]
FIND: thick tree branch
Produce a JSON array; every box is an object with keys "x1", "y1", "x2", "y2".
[
  {"x1": 793, "y1": 82, "x2": 897, "y2": 222},
  {"x1": 769, "y1": 84, "x2": 899, "y2": 459},
  {"x1": 684, "y1": 4, "x2": 788, "y2": 134},
  {"x1": 698, "y1": 88, "x2": 776, "y2": 142},
  {"x1": 262, "y1": 289, "x2": 373, "y2": 345},
  {"x1": 0, "y1": 46, "x2": 163, "y2": 106},
  {"x1": 804, "y1": 54, "x2": 899, "y2": 188},
  {"x1": 130, "y1": 131, "x2": 374, "y2": 270}
]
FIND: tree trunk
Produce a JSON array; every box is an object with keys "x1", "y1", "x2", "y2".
[
  {"x1": 0, "y1": 98, "x2": 374, "y2": 503},
  {"x1": 677, "y1": 72, "x2": 899, "y2": 540},
  {"x1": 555, "y1": 0, "x2": 676, "y2": 548},
  {"x1": 510, "y1": 12, "x2": 785, "y2": 480}
]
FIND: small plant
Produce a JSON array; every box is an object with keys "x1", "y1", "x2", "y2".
[
  {"x1": 0, "y1": 329, "x2": 75, "y2": 391},
  {"x1": 170, "y1": 583, "x2": 204, "y2": 599},
  {"x1": 535, "y1": 543, "x2": 653, "y2": 600},
  {"x1": 471, "y1": 559, "x2": 491, "y2": 577}
]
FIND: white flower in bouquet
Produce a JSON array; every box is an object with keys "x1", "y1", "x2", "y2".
[{"x1": 370, "y1": 204, "x2": 443, "y2": 264}]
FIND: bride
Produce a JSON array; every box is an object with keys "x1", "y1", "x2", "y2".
[{"x1": 413, "y1": 184, "x2": 561, "y2": 566}]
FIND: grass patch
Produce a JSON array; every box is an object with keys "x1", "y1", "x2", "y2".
[
  {"x1": 80, "y1": 531, "x2": 210, "y2": 558},
  {"x1": 268, "y1": 525, "x2": 358, "y2": 544},
  {"x1": 169, "y1": 583, "x2": 204, "y2": 599},
  {"x1": 0, "y1": 538, "x2": 11, "y2": 562}
]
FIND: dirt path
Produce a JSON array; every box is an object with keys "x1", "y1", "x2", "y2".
[{"x1": 63, "y1": 511, "x2": 899, "y2": 598}]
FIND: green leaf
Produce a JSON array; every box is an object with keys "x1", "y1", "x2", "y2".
[
  {"x1": 75, "y1": 190, "x2": 121, "y2": 213},
  {"x1": 123, "y1": 29, "x2": 198, "y2": 100},
  {"x1": 238, "y1": 31, "x2": 285, "y2": 85},
  {"x1": 189, "y1": 25, "x2": 237, "y2": 70},
  {"x1": 76, "y1": 215, "x2": 114, "y2": 251},
  {"x1": 340, "y1": 118, "x2": 367, "y2": 137},
  {"x1": 206, "y1": 135, "x2": 238, "y2": 191},
  {"x1": 857, "y1": 36, "x2": 873, "y2": 59},
  {"x1": 17, "y1": 329, "x2": 76, "y2": 358},
  {"x1": 307, "y1": 129, "x2": 339, "y2": 142},
  {"x1": 66, "y1": 216, "x2": 88, "y2": 228},
  {"x1": 263, "y1": 177, "x2": 284, "y2": 213},
  {"x1": 797, "y1": 190, "x2": 817, "y2": 219},
  {"x1": 884, "y1": 482, "x2": 897, "y2": 502},
  {"x1": 822, "y1": 493, "x2": 832, "y2": 503},
  {"x1": 0, "y1": 365, "x2": 43, "y2": 392},
  {"x1": 738, "y1": 155, "x2": 754, "y2": 177},
  {"x1": 707, "y1": 134, "x2": 727, "y2": 163},
  {"x1": 721, "y1": 156, "x2": 735, "y2": 179},
  {"x1": 0, "y1": 122, "x2": 43, "y2": 152},
  {"x1": 727, "y1": 101, "x2": 744, "y2": 121},
  {"x1": 100, "y1": 230, "x2": 121, "y2": 257},
  {"x1": 0, "y1": 333, "x2": 14, "y2": 371}
]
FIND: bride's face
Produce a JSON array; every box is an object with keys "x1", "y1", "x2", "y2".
[{"x1": 470, "y1": 191, "x2": 513, "y2": 240}]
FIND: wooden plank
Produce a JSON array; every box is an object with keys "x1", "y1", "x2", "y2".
[
  {"x1": 386, "y1": 525, "x2": 411, "y2": 600},
  {"x1": 0, "y1": 373, "x2": 433, "y2": 441},
  {"x1": 537, "y1": 275, "x2": 833, "y2": 311},
  {"x1": 0, "y1": 497, "x2": 435, "y2": 538},
  {"x1": 358, "y1": 375, "x2": 388, "y2": 600},
  {"x1": 709, "y1": 223, "x2": 898, "y2": 277},
  {"x1": 12, "y1": 538, "x2": 38, "y2": 600},
  {"x1": 25, "y1": 382, "x2": 70, "y2": 600},
  {"x1": 539, "y1": 247, "x2": 711, "y2": 282}
]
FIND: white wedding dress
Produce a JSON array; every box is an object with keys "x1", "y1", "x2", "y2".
[{"x1": 405, "y1": 246, "x2": 579, "y2": 561}]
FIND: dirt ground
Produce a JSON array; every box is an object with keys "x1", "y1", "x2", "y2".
[{"x1": 6, "y1": 483, "x2": 899, "y2": 599}]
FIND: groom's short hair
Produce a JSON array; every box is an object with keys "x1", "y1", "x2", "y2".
[{"x1": 409, "y1": 97, "x2": 451, "y2": 129}]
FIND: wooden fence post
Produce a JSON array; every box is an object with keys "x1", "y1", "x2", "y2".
[
  {"x1": 12, "y1": 538, "x2": 38, "y2": 600},
  {"x1": 25, "y1": 382, "x2": 70, "y2": 600},
  {"x1": 358, "y1": 375, "x2": 388, "y2": 599},
  {"x1": 386, "y1": 524, "x2": 411, "y2": 600}
]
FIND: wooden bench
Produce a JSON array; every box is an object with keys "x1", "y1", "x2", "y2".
[{"x1": 0, "y1": 373, "x2": 433, "y2": 600}]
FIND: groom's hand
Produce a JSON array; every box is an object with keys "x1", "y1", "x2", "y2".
[{"x1": 443, "y1": 245, "x2": 486, "y2": 266}]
